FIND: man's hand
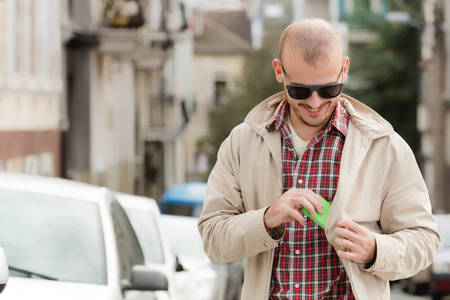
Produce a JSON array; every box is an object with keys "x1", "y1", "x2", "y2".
[
  {"x1": 334, "y1": 219, "x2": 376, "y2": 264},
  {"x1": 264, "y1": 189, "x2": 324, "y2": 229}
]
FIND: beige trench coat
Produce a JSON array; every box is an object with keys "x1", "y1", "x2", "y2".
[{"x1": 198, "y1": 92, "x2": 441, "y2": 300}]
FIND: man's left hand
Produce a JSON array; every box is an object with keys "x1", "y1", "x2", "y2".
[{"x1": 334, "y1": 219, "x2": 376, "y2": 264}]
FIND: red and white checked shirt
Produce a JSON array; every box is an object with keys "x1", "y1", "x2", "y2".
[{"x1": 266, "y1": 99, "x2": 354, "y2": 300}]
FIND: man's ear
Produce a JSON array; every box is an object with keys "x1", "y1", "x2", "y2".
[
  {"x1": 343, "y1": 56, "x2": 350, "y2": 81},
  {"x1": 273, "y1": 59, "x2": 283, "y2": 83}
]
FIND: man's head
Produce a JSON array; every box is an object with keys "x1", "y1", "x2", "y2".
[
  {"x1": 273, "y1": 18, "x2": 350, "y2": 139},
  {"x1": 278, "y1": 18, "x2": 344, "y2": 67}
]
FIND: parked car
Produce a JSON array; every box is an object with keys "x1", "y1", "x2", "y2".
[
  {"x1": 160, "y1": 182, "x2": 244, "y2": 300},
  {"x1": 0, "y1": 247, "x2": 8, "y2": 294},
  {"x1": 429, "y1": 214, "x2": 450, "y2": 299},
  {"x1": 160, "y1": 214, "x2": 229, "y2": 300},
  {"x1": 160, "y1": 182, "x2": 207, "y2": 217},
  {"x1": 0, "y1": 172, "x2": 168, "y2": 299},
  {"x1": 401, "y1": 214, "x2": 450, "y2": 299},
  {"x1": 117, "y1": 193, "x2": 177, "y2": 300}
]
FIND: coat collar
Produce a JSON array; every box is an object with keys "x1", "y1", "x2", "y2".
[{"x1": 244, "y1": 92, "x2": 394, "y2": 140}]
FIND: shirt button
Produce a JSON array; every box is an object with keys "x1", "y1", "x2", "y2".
[
  {"x1": 294, "y1": 283, "x2": 300, "y2": 288},
  {"x1": 298, "y1": 179, "x2": 303, "y2": 184},
  {"x1": 295, "y1": 250, "x2": 300, "y2": 255}
]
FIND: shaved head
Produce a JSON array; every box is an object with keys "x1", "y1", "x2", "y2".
[{"x1": 279, "y1": 18, "x2": 344, "y2": 67}]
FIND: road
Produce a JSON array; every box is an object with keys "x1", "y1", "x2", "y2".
[
  {"x1": 391, "y1": 284, "x2": 450, "y2": 300},
  {"x1": 391, "y1": 285, "x2": 430, "y2": 299}
]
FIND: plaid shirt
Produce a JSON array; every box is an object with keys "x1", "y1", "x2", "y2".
[{"x1": 267, "y1": 99, "x2": 354, "y2": 300}]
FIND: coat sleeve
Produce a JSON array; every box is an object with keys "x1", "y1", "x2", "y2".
[
  {"x1": 197, "y1": 126, "x2": 282, "y2": 263},
  {"x1": 361, "y1": 143, "x2": 441, "y2": 281}
]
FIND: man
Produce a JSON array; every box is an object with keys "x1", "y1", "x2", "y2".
[{"x1": 198, "y1": 18, "x2": 440, "y2": 299}]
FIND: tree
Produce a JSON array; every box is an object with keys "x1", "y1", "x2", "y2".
[
  {"x1": 202, "y1": 23, "x2": 287, "y2": 170},
  {"x1": 204, "y1": 0, "x2": 422, "y2": 172},
  {"x1": 345, "y1": 1, "x2": 422, "y2": 155}
]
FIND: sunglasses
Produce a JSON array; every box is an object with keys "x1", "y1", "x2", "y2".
[{"x1": 281, "y1": 65, "x2": 344, "y2": 100}]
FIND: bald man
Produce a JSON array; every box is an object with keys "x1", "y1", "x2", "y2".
[{"x1": 198, "y1": 18, "x2": 440, "y2": 299}]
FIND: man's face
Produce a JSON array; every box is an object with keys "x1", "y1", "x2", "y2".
[{"x1": 275, "y1": 46, "x2": 349, "y2": 134}]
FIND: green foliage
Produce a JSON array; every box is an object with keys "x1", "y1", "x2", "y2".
[
  {"x1": 346, "y1": 3, "x2": 421, "y2": 154},
  {"x1": 202, "y1": 25, "x2": 286, "y2": 167},
  {"x1": 203, "y1": 0, "x2": 422, "y2": 172}
]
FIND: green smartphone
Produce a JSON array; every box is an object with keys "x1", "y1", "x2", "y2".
[{"x1": 301, "y1": 194, "x2": 331, "y2": 229}]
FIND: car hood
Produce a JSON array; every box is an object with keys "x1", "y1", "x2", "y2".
[
  {"x1": 435, "y1": 248, "x2": 450, "y2": 265},
  {"x1": 1, "y1": 277, "x2": 108, "y2": 300}
]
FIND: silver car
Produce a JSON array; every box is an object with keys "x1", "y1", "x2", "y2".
[{"x1": 0, "y1": 172, "x2": 168, "y2": 300}]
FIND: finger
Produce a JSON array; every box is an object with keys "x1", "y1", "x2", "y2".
[
  {"x1": 288, "y1": 189, "x2": 324, "y2": 214},
  {"x1": 288, "y1": 208, "x2": 306, "y2": 226},
  {"x1": 334, "y1": 227, "x2": 360, "y2": 243},
  {"x1": 295, "y1": 197, "x2": 317, "y2": 217},
  {"x1": 336, "y1": 219, "x2": 360, "y2": 232},
  {"x1": 335, "y1": 237, "x2": 357, "y2": 252},
  {"x1": 336, "y1": 249, "x2": 359, "y2": 261},
  {"x1": 305, "y1": 192, "x2": 324, "y2": 214}
]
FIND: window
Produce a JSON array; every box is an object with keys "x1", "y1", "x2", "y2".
[
  {"x1": 215, "y1": 80, "x2": 227, "y2": 105},
  {"x1": 110, "y1": 200, "x2": 145, "y2": 281},
  {"x1": 0, "y1": 191, "x2": 106, "y2": 284},
  {"x1": 124, "y1": 208, "x2": 165, "y2": 264}
]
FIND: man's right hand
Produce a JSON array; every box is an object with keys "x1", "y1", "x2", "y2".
[{"x1": 264, "y1": 189, "x2": 324, "y2": 228}]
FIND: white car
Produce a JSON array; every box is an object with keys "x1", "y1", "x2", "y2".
[
  {"x1": 160, "y1": 214, "x2": 229, "y2": 300},
  {"x1": 117, "y1": 193, "x2": 178, "y2": 300},
  {"x1": 0, "y1": 172, "x2": 168, "y2": 300},
  {"x1": 0, "y1": 247, "x2": 8, "y2": 294}
]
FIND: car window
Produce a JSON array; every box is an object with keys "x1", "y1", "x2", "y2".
[
  {"x1": 0, "y1": 190, "x2": 106, "y2": 284},
  {"x1": 124, "y1": 208, "x2": 165, "y2": 264},
  {"x1": 110, "y1": 200, "x2": 145, "y2": 281}
]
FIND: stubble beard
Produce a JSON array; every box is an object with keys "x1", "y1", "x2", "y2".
[{"x1": 291, "y1": 102, "x2": 331, "y2": 129}]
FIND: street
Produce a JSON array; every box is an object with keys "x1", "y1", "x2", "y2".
[
  {"x1": 391, "y1": 284, "x2": 450, "y2": 300},
  {"x1": 391, "y1": 285, "x2": 430, "y2": 299}
]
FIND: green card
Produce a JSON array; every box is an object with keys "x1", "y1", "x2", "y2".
[{"x1": 301, "y1": 194, "x2": 331, "y2": 229}]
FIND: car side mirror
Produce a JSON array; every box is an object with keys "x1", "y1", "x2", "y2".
[
  {"x1": 0, "y1": 248, "x2": 8, "y2": 294},
  {"x1": 121, "y1": 264, "x2": 168, "y2": 292},
  {"x1": 175, "y1": 255, "x2": 185, "y2": 272}
]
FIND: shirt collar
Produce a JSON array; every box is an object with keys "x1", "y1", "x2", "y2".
[{"x1": 266, "y1": 98, "x2": 349, "y2": 137}]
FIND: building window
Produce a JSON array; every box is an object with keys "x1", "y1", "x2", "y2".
[{"x1": 215, "y1": 80, "x2": 227, "y2": 106}]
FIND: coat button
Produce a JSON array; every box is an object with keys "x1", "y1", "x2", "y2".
[
  {"x1": 380, "y1": 262, "x2": 386, "y2": 269},
  {"x1": 264, "y1": 241, "x2": 271, "y2": 248}
]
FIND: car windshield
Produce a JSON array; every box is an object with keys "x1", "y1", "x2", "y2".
[
  {"x1": 0, "y1": 190, "x2": 106, "y2": 284},
  {"x1": 124, "y1": 208, "x2": 165, "y2": 264}
]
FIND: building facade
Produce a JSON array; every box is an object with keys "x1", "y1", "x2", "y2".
[
  {"x1": 63, "y1": 0, "x2": 193, "y2": 200},
  {"x1": 0, "y1": 0, "x2": 64, "y2": 177}
]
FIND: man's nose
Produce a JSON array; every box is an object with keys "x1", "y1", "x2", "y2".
[{"x1": 306, "y1": 91, "x2": 322, "y2": 109}]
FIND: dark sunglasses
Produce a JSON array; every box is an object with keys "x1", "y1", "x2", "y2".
[{"x1": 281, "y1": 65, "x2": 344, "y2": 100}]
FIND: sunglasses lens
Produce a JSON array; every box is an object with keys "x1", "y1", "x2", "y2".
[
  {"x1": 318, "y1": 85, "x2": 342, "y2": 98},
  {"x1": 287, "y1": 86, "x2": 311, "y2": 100}
]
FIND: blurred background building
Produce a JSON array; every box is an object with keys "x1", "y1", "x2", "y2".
[
  {"x1": 0, "y1": 0, "x2": 449, "y2": 212},
  {"x1": 0, "y1": 0, "x2": 63, "y2": 177}
]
